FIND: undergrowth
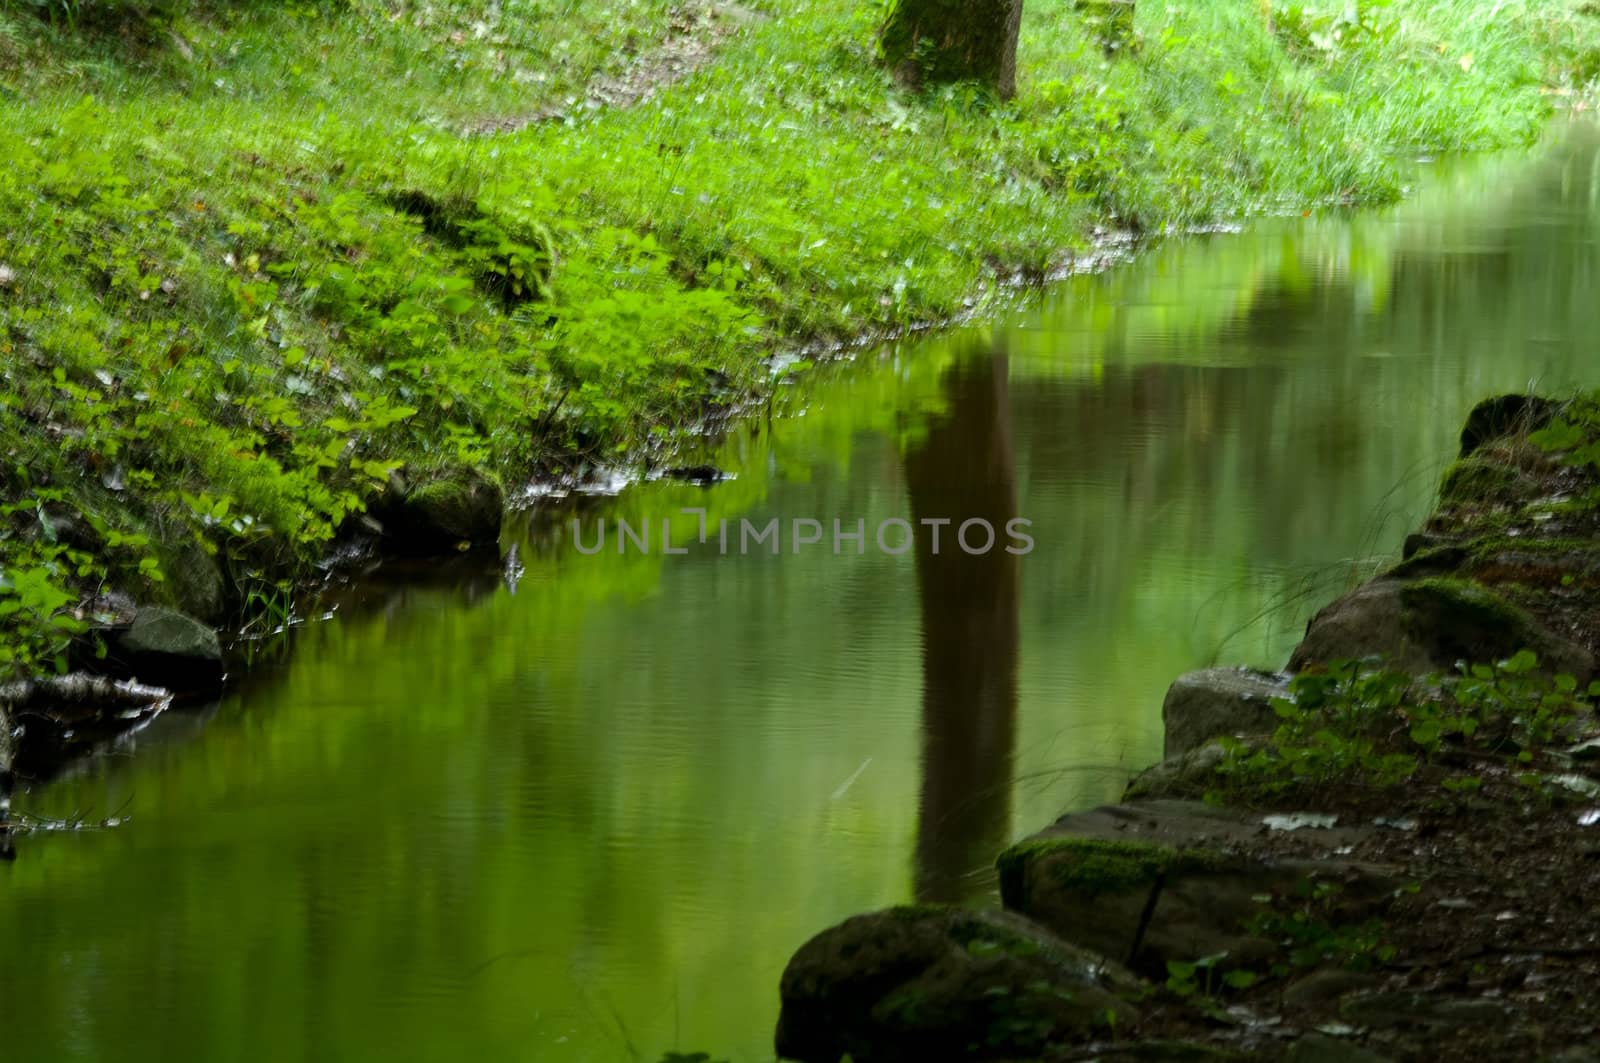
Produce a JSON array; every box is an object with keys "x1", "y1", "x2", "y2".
[
  {"x1": 1211, "y1": 651, "x2": 1600, "y2": 803},
  {"x1": 1, "y1": 0, "x2": 1597, "y2": 678}
]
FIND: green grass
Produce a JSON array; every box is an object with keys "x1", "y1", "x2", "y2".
[{"x1": 0, "y1": 0, "x2": 1597, "y2": 678}]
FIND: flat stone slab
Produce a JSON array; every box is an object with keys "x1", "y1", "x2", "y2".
[{"x1": 998, "y1": 800, "x2": 1400, "y2": 976}]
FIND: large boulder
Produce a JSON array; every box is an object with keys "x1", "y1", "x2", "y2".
[
  {"x1": 1287, "y1": 577, "x2": 1593, "y2": 680},
  {"x1": 1162, "y1": 668, "x2": 1288, "y2": 759},
  {"x1": 106, "y1": 606, "x2": 224, "y2": 693},
  {"x1": 775, "y1": 905, "x2": 1139, "y2": 1063},
  {"x1": 370, "y1": 466, "x2": 504, "y2": 556},
  {"x1": 997, "y1": 801, "x2": 1398, "y2": 977}
]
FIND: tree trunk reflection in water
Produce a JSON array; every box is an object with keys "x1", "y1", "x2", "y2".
[{"x1": 905, "y1": 349, "x2": 1019, "y2": 903}]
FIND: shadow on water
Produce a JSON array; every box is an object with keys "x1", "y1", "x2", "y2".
[{"x1": 908, "y1": 347, "x2": 1019, "y2": 904}]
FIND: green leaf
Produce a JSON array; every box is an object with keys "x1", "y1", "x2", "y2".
[
  {"x1": 1409, "y1": 719, "x2": 1441, "y2": 747},
  {"x1": 1499, "y1": 649, "x2": 1539, "y2": 676},
  {"x1": 1528, "y1": 419, "x2": 1585, "y2": 452},
  {"x1": 1222, "y1": 969, "x2": 1258, "y2": 989}
]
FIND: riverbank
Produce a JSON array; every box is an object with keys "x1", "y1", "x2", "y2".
[
  {"x1": 0, "y1": 3, "x2": 1596, "y2": 688},
  {"x1": 777, "y1": 391, "x2": 1600, "y2": 1061}
]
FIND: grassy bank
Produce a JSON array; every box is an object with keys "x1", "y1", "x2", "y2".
[{"x1": 0, "y1": 0, "x2": 1596, "y2": 678}]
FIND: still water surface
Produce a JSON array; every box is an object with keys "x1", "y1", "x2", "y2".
[{"x1": 3, "y1": 122, "x2": 1598, "y2": 1062}]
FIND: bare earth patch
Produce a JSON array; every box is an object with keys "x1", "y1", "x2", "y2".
[{"x1": 467, "y1": 2, "x2": 758, "y2": 134}]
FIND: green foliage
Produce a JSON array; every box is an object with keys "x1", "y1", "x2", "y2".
[
  {"x1": 1434, "y1": 649, "x2": 1596, "y2": 751},
  {"x1": 1247, "y1": 880, "x2": 1396, "y2": 974},
  {"x1": 1214, "y1": 660, "x2": 1420, "y2": 797},
  {"x1": 0, "y1": 0, "x2": 1593, "y2": 678},
  {"x1": 1214, "y1": 653, "x2": 1597, "y2": 801},
  {"x1": 1529, "y1": 391, "x2": 1600, "y2": 474}
]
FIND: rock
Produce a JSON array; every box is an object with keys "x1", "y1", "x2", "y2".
[
  {"x1": 163, "y1": 539, "x2": 228, "y2": 625},
  {"x1": 997, "y1": 801, "x2": 1397, "y2": 977},
  {"x1": 1124, "y1": 742, "x2": 1231, "y2": 801},
  {"x1": 1339, "y1": 990, "x2": 1507, "y2": 1029},
  {"x1": 1285, "y1": 1032, "x2": 1395, "y2": 1063},
  {"x1": 1287, "y1": 577, "x2": 1593, "y2": 680},
  {"x1": 370, "y1": 466, "x2": 504, "y2": 556},
  {"x1": 1087, "y1": 1044, "x2": 1259, "y2": 1062},
  {"x1": 1162, "y1": 668, "x2": 1288, "y2": 759},
  {"x1": 1283, "y1": 967, "x2": 1382, "y2": 1009},
  {"x1": 775, "y1": 905, "x2": 1139, "y2": 1063},
  {"x1": 1399, "y1": 532, "x2": 1461, "y2": 562},
  {"x1": 1436, "y1": 454, "x2": 1540, "y2": 510},
  {"x1": 1458, "y1": 394, "x2": 1561, "y2": 458},
  {"x1": 106, "y1": 606, "x2": 224, "y2": 692}
]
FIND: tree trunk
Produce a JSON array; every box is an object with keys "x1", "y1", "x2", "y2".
[{"x1": 880, "y1": 0, "x2": 1025, "y2": 99}]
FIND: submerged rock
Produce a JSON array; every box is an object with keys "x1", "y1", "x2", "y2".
[
  {"x1": 370, "y1": 466, "x2": 504, "y2": 556},
  {"x1": 105, "y1": 606, "x2": 224, "y2": 693},
  {"x1": 775, "y1": 905, "x2": 1138, "y2": 1063},
  {"x1": 1162, "y1": 668, "x2": 1288, "y2": 759}
]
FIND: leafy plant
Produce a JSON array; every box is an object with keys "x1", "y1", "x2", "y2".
[
  {"x1": 1213, "y1": 660, "x2": 1420, "y2": 798},
  {"x1": 1247, "y1": 880, "x2": 1396, "y2": 974}
]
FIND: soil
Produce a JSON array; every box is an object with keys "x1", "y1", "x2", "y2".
[{"x1": 468, "y1": 2, "x2": 759, "y2": 134}]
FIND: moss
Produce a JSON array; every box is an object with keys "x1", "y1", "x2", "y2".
[
  {"x1": 1437, "y1": 456, "x2": 1528, "y2": 509},
  {"x1": 1461, "y1": 536, "x2": 1600, "y2": 588},
  {"x1": 889, "y1": 903, "x2": 954, "y2": 923},
  {"x1": 997, "y1": 837, "x2": 1227, "y2": 900},
  {"x1": 1399, "y1": 576, "x2": 1531, "y2": 632}
]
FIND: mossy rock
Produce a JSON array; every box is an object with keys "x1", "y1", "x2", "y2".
[
  {"x1": 372, "y1": 466, "x2": 505, "y2": 557},
  {"x1": 998, "y1": 803, "x2": 1399, "y2": 977},
  {"x1": 1288, "y1": 576, "x2": 1593, "y2": 680},
  {"x1": 1437, "y1": 455, "x2": 1533, "y2": 510},
  {"x1": 1122, "y1": 742, "x2": 1232, "y2": 801},
  {"x1": 776, "y1": 905, "x2": 1138, "y2": 1063},
  {"x1": 998, "y1": 836, "x2": 1226, "y2": 902},
  {"x1": 158, "y1": 538, "x2": 229, "y2": 626},
  {"x1": 105, "y1": 606, "x2": 224, "y2": 693},
  {"x1": 997, "y1": 832, "x2": 1246, "y2": 970},
  {"x1": 1458, "y1": 394, "x2": 1562, "y2": 459}
]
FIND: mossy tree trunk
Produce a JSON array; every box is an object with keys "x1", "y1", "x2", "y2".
[{"x1": 880, "y1": 0, "x2": 1025, "y2": 99}]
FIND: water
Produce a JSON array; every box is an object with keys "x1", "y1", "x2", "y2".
[{"x1": 3, "y1": 121, "x2": 1598, "y2": 1062}]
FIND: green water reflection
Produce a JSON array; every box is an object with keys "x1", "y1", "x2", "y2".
[{"x1": 3, "y1": 121, "x2": 1598, "y2": 1062}]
